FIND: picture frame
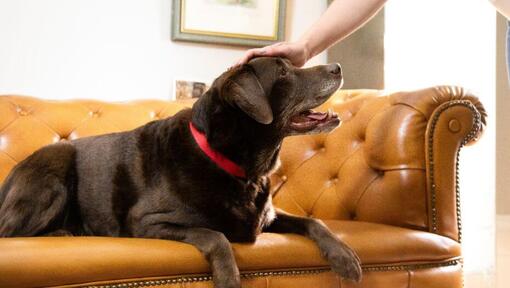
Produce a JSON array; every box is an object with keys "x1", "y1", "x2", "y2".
[
  {"x1": 172, "y1": 0, "x2": 286, "y2": 47},
  {"x1": 174, "y1": 79, "x2": 210, "y2": 100}
]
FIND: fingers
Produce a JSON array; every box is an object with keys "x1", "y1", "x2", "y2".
[
  {"x1": 233, "y1": 42, "x2": 290, "y2": 67},
  {"x1": 234, "y1": 48, "x2": 267, "y2": 67},
  {"x1": 271, "y1": 42, "x2": 285, "y2": 47},
  {"x1": 264, "y1": 45, "x2": 290, "y2": 58}
]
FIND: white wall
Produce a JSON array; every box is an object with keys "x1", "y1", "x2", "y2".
[{"x1": 0, "y1": 0, "x2": 327, "y2": 101}]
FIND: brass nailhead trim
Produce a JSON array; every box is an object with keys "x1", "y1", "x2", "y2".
[
  {"x1": 362, "y1": 259, "x2": 462, "y2": 273},
  {"x1": 83, "y1": 259, "x2": 462, "y2": 288},
  {"x1": 427, "y1": 100, "x2": 482, "y2": 242}
]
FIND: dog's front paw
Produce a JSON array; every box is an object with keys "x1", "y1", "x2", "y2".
[
  {"x1": 213, "y1": 277, "x2": 241, "y2": 288},
  {"x1": 323, "y1": 240, "x2": 362, "y2": 283},
  {"x1": 212, "y1": 268, "x2": 241, "y2": 288}
]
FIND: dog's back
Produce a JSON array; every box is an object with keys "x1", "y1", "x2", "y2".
[
  {"x1": 0, "y1": 124, "x2": 147, "y2": 237},
  {"x1": 0, "y1": 110, "x2": 191, "y2": 237}
]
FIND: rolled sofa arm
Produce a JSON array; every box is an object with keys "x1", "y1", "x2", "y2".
[{"x1": 391, "y1": 86, "x2": 487, "y2": 242}]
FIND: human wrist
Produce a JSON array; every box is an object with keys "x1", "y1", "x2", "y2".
[{"x1": 297, "y1": 37, "x2": 313, "y2": 63}]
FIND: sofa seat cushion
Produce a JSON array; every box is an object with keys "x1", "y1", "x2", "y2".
[{"x1": 0, "y1": 220, "x2": 461, "y2": 287}]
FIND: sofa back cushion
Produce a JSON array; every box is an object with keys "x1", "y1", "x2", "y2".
[
  {"x1": 271, "y1": 90, "x2": 429, "y2": 230},
  {"x1": 0, "y1": 95, "x2": 190, "y2": 182},
  {"x1": 0, "y1": 91, "x2": 429, "y2": 230}
]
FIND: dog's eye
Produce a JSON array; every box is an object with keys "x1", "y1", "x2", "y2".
[{"x1": 280, "y1": 68, "x2": 288, "y2": 77}]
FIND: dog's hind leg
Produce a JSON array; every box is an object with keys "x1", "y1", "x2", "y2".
[
  {"x1": 0, "y1": 174, "x2": 69, "y2": 237},
  {"x1": 0, "y1": 143, "x2": 77, "y2": 237}
]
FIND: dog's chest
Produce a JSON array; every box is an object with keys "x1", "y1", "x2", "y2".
[
  {"x1": 225, "y1": 199, "x2": 275, "y2": 243},
  {"x1": 221, "y1": 178, "x2": 276, "y2": 242}
]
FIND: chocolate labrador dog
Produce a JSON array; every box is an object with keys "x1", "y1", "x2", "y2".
[{"x1": 0, "y1": 57, "x2": 361, "y2": 287}]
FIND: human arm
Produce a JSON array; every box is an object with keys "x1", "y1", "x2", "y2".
[
  {"x1": 235, "y1": 0, "x2": 387, "y2": 67},
  {"x1": 488, "y1": 0, "x2": 510, "y2": 19}
]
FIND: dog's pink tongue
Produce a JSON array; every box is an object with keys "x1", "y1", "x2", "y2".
[{"x1": 307, "y1": 111, "x2": 328, "y2": 120}]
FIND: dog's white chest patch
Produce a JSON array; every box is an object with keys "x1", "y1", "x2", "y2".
[{"x1": 263, "y1": 197, "x2": 277, "y2": 227}]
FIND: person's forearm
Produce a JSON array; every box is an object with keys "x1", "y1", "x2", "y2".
[
  {"x1": 298, "y1": 0, "x2": 387, "y2": 59},
  {"x1": 489, "y1": 0, "x2": 510, "y2": 19}
]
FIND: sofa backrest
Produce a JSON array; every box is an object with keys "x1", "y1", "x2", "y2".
[
  {"x1": 0, "y1": 87, "x2": 485, "y2": 237},
  {"x1": 0, "y1": 96, "x2": 190, "y2": 182},
  {"x1": 271, "y1": 90, "x2": 429, "y2": 228}
]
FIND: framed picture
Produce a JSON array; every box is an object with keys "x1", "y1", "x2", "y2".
[
  {"x1": 172, "y1": 0, "x2": 286, "y2": 47},
  {"x1": 174, "y1": 79, "x2": 210, "y2": 100}
]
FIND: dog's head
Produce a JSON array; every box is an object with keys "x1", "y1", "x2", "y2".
[
  {"x1": 212, "y1": 57, "x2": 342, "y2": 136},
  {"x1": 190, "y1": 57, "x2": 343, "y2": 175}
]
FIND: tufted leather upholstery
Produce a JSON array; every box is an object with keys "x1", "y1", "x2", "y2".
[
  {"x1": 0, "y1": 86, "x2": 486, "y2": 288},
  {"x1": 271, "y1": 86, "x2": 486, "y2": 242}
]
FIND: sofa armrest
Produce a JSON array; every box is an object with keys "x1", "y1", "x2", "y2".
[{"x1": 391, "y1": 86, "x2": 486, "y2": 241}]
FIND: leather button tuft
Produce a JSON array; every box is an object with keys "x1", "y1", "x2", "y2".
[
  {"x1": 448, "y1": 119, "x2": 461, "y2": 133},
  {"x1": 89, "y1": 110, "x2": 101, "y2": 117},
  {"x1": 150, "y1": 111, "x2": 159, "y2": 119},
  {"x1": 16, "y1": 107, "x2": 29, "y2": 116},
  {"x1": 281, "y1": 175, "x2": 288, "y2": 182}
]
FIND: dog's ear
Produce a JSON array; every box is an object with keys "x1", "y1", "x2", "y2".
[{"x1": 222, "y1": 67, "x2": 273, "y2": 125}]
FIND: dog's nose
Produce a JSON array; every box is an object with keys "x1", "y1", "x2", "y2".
[{"x1": 327, "y1": 63, "x2": 342, "y2": 75}]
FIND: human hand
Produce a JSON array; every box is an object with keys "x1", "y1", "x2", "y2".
[{"x1": 234, "y1": 41, "x2": 310, "y2": 67}]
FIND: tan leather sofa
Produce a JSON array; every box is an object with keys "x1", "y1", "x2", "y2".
[{"x1": 0, "y1": 86, "x2": 486, "y2": 288}]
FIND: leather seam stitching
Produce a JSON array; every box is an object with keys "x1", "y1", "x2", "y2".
[
  {"x1": 309, "y1": 147, "x2": 363, "y2": 215},
  {"x1": 0, "y1": 116, "x2": 19, "y2": 136},
  {"x1": 353, "y1": 173, "x2": 379, "y2": 210},
  {"x1": 2, "y1": 97, "x2": 70, "y2": 138},
  {"x1": 393, "y1": 102, "x2": 428, "y2": 120},
  {"x1": 0, "y1": 150, "x2": 18, "y2": 164},
  {"x1": 284, "y1": 191, "x2": 309, "y2": 216},
  {"x1": 76, "y1": 259, "x2": 462, "y2": 288}
]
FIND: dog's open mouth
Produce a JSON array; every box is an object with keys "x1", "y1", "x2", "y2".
[{"x1": 289, "y1": 109, "x2": 341, "y2": 133}]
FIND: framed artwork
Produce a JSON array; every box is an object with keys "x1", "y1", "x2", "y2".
[
  {"x1": 172, "y1": 0, "x2": 286, "y2": 47},
  {"x1": 174, "y1": 79, "x2": 210, "y2": 100}
]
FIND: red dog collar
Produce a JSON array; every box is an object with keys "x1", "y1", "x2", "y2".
[{"x1": 189, "y1": 122, "x2": 246, "y2": 179}]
